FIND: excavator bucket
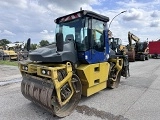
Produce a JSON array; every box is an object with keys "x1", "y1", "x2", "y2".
[{"x1": 126, "y1": 51, "x2": 135, "y2": 62}]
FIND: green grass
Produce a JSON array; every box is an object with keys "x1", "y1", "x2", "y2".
[{"x1": 0, "y1": 60, "x2": 18, "y2": 66}]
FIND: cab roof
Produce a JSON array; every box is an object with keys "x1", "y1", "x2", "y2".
[{"x1": 55, "y1": 10, "x2": 109, "y2": 23}]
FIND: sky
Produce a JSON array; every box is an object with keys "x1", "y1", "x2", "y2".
[{"x1": 1, "y1": 0, "x2": 160, "y2": 44}]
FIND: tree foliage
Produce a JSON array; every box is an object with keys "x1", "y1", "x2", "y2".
[
  {"x1": 30, "y1": 44, "x2": 37, "y2": 50},
  {"x1": 24, "y1": 43, "x2": 37, "y2": 50},
  {"x1": 0, "y1": 39, "x2": 11, "y2": 46},
  {"x1": 39, "y1": 40, "x2": 50, "y2": 47}
]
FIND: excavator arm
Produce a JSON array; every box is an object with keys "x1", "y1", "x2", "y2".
[
  {"x1": 128, "y1": 31, "x2": 140, "y2": 46},
  {"x1": 126, "y1": 31, "x2": 140, "y2": 62}
]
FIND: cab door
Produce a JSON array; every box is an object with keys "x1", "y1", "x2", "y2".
[{"x1": 89, "y1": 19, "x2": 106, "y2": 63}]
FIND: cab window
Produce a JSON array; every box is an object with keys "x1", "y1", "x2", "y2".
[{"x1": 92, "y1": 19, "x2": 104, "y2": 51}]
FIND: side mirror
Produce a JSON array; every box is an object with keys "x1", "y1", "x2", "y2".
[
  {"x1": 56, "y1": 33, "x2": 64, "y2": 52},
  {"x1": 26, "y1": 38, "x2": 31, "y2": 51}
]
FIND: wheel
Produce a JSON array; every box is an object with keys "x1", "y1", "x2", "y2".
[
  {"x1": 145, "y1": 55, "x2": 149, "y2": 60},
  {"x1": 3, "y1": 56, "x2": 9, "y2": 60},
  {"x1": 0, "y1": 51, "x2": 2, "y2": 57},
  {"x1": 151, "y1": 55, "x2": 154, "y2": 58},
  {"x1": 18, "y1": 54, "x2": 24, "y2": 61},
  {"x1": 54, "y1": 74, "x2": 82, "y2": 117},
  {"x1": 140, "y1": 55, "x2": 145, "y2": 61},
  {"x1": 107, "y1": 71, "x2": 121, "y2": 89}
]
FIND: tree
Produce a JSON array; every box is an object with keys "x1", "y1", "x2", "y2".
[
  {"x1": 39, "y1": 40, "x2": 50, "y2": 47},
  {"x1": 24, "y1": 43, "x2": 37, "y2": 50},
  {"x1": 30, "y1": 43, "x2": 37, "y2": 50},
  {"x1": 50, "y1": 42, "x2": 56, "y2": 44},
  {"x1": 0, "y1": 39, "x2": 11, "y2": 46}
]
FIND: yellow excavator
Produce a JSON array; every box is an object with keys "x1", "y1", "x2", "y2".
[
  {"x1": 1, "y1": 44, "x2": 18, "y2": 60},
  {"x1": 18, "y1": 10, "x2": 130, "y2": 117},
  {"x1": 1, "y1": 42, "x2": 28, "y2": 61},
  {"x1": 126, "y1": 31, "x2": 149, "y2": 61},
  {"x1": 108, "y1": 30, "x2": 127, "y2": 55}
]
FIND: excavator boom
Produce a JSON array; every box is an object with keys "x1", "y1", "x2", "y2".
[
  {"x1": 128, "y1": 31, "x2": 140, "y2": 46},
  {"x1": 127, "y1": 31, "x2": 149, "y2": 61}
]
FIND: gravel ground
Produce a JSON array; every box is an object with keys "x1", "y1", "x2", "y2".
[
  {"x1": 0, "y1": 59, "x2": 160, "y2": 120},
  {"x1": 0, "y1": 65, "x2": 21, "y2": 82}
]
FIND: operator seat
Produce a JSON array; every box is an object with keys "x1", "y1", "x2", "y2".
[
  {"x1": 82, "y1": 36, "x2": 89, "y2": 46},
  {"x1": 65, "y1": 34, "x2": 74, "y2": 42}
]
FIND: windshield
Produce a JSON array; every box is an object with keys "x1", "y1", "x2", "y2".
[
  {"x1": 55, "y1": 18, "x2": 89, "y2": 51},
  {"x1": 114, "y1": 38, "x2": 122, "y2": 45},
  {"x1": 136, "y1": 42, "x2": 145, "y2": 52}
]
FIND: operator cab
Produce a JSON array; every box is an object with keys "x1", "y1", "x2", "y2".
[
  {"x1": 29, "y1": 10, "x2": 110, "y2": 64},
  {"x1": 55, "y1": 10, "x2": 110, "y2": 64},
  {"x1": 109, "y1": 37, "x2": 123, "y2": 55},
  {"x1": 135, "y1": 42, "x2": 148, "y2": 52},
  {"x1": 109, "y1": 38, "x2": 122, "y2": 51}
]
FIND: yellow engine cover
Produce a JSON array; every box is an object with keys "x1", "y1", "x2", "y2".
[
  {"x1": 3, "y1": 50, "x2": 17, "y2": 55},
  {"x1": 3, "y1": 50, "x2": 17, "y2": 59},
  {"x1": 76, "y1": 62, "x2": 110, "y2": 96}
]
